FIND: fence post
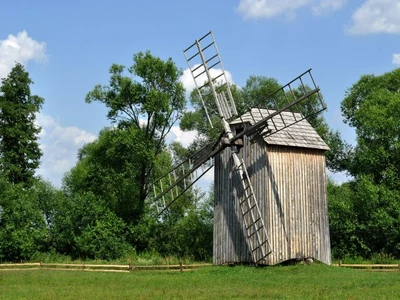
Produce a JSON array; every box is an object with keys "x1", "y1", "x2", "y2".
[
  {"x1": 339, "y1": 261, "x2": 342, "y2": 267},
  {"x1": 180, "y1": 261, "x2": 183, "y2": 272},
  {"x1": 83, "y1": 263, "x2": 85, "y2": 271},
  {"x1": 40, "y1": 261, "x2": 42, "y2": 270}
]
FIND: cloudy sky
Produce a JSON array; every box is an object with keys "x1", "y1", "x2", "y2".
[{"x1": 1, "y1": 0, "x2": 399, "y2": 187}]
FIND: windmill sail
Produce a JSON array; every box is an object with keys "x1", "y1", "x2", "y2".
[
  {"x1": 232, "y1": 69, "x2": 325, "y2": 143},
  {"x1": 152, "y1": 143, "x2": 215, "y2": 215},
  {"x1": 183, "y1": 31, "x2": 273, "y2": 264},
  {"x1": 183, "y1": 31, "x2": 237, "y2": 126}
]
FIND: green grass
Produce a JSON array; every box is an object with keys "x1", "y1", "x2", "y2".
[{"x1": 1, "y1": 265, "x2": 399, "y2": 299}]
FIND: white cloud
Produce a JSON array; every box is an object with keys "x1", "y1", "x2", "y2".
[
  {"x1": 180, "y1": 65, "x2": 233, "y2": 97},
  {"x1": 236, "y1": 0, "x2": 345, "y2": 20},
  {"x1": 36, "y1": 113, "x2": 96, "y2": 186},
  {"x1": 312, "y1": 0, "x2": 347, "y2": 16},
  {"x1": 347, "y1": 0, "x2": 400, "y2": 35},
  {"x1": 392, "y1": 53, "x2": 400, "y2": 65},
  {"x1": 167, "y1": 126, "x2": 197, "y2": 147},
  {"x1": 237, "y1": 0, "x2": 312, "y2": 20},
  {"x1": 0, "y1": 31, "x2": 47, "y2": 79}
]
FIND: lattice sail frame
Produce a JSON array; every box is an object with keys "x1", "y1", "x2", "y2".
[{"x1": 183, "y1": 31, "x2": 238, "y2": 126}]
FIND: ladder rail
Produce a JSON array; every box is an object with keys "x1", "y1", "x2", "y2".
[{"x1": 236, "y1": 158, "x2": 272, "y2": 263}]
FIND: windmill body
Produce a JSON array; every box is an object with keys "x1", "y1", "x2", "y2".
[
  {"x1": 152, "y1": 31, "x2": 331, "y2": 265},
  {"x1": 214, "y1": 109, "x2": 331, "y2": 265}
]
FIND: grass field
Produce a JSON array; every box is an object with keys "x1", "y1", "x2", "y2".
[{"x1": 1, "y1": 264, "x2": 399, "y2": 299}]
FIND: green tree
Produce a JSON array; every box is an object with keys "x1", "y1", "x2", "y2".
[
  {"x1": 0, "y1": 177, "x2": 48, "y2": 262},
  {"x1": 0, "y1": 63, "x2": 44, "y2": 186},
  {"x1": 51, "y1": 191, "x2": 130, "y2": 259},
  {"x1": 64, "y1": 127, "x2": 155, "y2": 224},
  {"x1": 329, "y1": 68, "x2": 400, "y2": 259},
  {"x1": 342, "y1": 68, "x2": 400, "y2": 184},
  {"x1": 85, "y1": 52, "x2": 186, "y2": 219}
]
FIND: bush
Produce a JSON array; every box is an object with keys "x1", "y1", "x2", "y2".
[
  {"x1": 0, "y1": 179, "x2": 48, "y2": 262},
  {"x1": 75, "y1": 210, "x2": 131, "y2": 260}
]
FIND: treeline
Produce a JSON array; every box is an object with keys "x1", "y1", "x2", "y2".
[
  {"x1": 0, "y1": 58, "x2": 213, "y2": 263},
  {"x1": 0, "y1": 55, "x2": 399, "y2": 263}
]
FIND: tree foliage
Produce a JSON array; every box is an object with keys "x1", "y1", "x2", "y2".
[
  {"x1": 64, "y1": 127, "x2": 154, "y2": 223},
  {"x1": 342, "y1": 68, "x2": 400, "y2": 184},
  {"x1": 85, "y1": 52, "x2": 186, "y2": 217},
  {"x1": 0, "y1": 63, "x2": 43, "y2": 186},
  {"x1": 0, "y1": 177, "x2": 48, "y2": 262},
  {"x1": 329, "y1": 68, "x2": 400, "y2": 259}
]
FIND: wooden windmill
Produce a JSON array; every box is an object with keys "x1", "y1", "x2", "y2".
[{"x1": 152, "y1": 31, "x2": 331, "y2": 265}]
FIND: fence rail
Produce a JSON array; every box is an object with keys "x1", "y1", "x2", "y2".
[
  {"x1": 0, "y1": 262, "x2": 213, "y2": 273},
  {"x1": 333, "y1": 262, "x2": 400, "y2": 272}
]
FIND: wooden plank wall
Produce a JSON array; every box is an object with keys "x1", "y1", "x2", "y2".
[{"x1": 213, "y1": 136, "x2": 331, "y2": 265}]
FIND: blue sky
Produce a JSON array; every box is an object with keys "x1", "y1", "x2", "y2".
[{"x1": 1, "y1": 0, "x2": 399, "y2": 187}]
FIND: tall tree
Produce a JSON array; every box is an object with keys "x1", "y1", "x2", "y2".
[
  {"x1": 342, "y1": 68, "x2": 400, "y2": 184},
  {"x1": 85, "y1": 51, "x2": 186, "y2": 219},
  {"x1": 0, "y1": 63, "x2": 44, "y2": 186},
  {"x1": 63, "y1": 127, "x2": 155, "y2": 223},
  {"x1": 328, "y1": 68, "x2": 400, "y2": 259}
]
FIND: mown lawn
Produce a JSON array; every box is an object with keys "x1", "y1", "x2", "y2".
[{"x1": 1, "y1": 264, "x2": 399, "y2": 299}]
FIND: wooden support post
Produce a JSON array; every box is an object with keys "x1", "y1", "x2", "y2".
[
  {"x1": 339, "y1": 261, "x2": 342, "y2": 267},
  {"x1": 40, "y1": 261, "x2": 42, "y2": 269},
  {"x1": 180, "y1": 261, "x2": 183, "y2": 272}
]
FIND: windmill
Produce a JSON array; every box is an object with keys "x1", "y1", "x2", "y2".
[{"x1": 152, "y1": 31, "x2": 331, "y2": 265}]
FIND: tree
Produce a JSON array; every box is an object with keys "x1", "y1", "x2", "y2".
[
  {"x1": 50, "y1": 191, "x2": 130, "y2": 259},
  {"x1": 63, "y1": 127, "x2": 155, "y2": 224},
  {"x1": 328, "y1": 68, "x2": 400, "y2": 259},
  {"x1": 342, "y1": 68, "x2": 400, "y2": 184},
  {"x1": 0, "y1": 63, "x2": 44, "y2": 186},
  {"x1": 85, "y1": 52, "x2": 186, "y2": 219},
  {"x1": 0, "y1": 177, "x2": 48, "y2": 262}
]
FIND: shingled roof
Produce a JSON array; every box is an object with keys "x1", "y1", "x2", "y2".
[{"x1": 230, "y1": 108, "x2": 329, "y2": 151}]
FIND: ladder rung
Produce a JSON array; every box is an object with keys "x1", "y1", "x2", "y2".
[
  {"x1": 201, "y1": 41, "x2": 214, "y2": 52},
  {"x1": 187, "y1": 51, "x2": 200, "y2": 62},
  {"x1": 246, "y1": 218, "x2": 261, "y2": 230},
  {"x1": 240, "y1": 194, "x2": 254, "y2": 205},
  {"x1": 252, "y1": 240, "x2": 269, "y2": 253},
  {"x1": 192, "y1": 63, "x2": 204, "y2": 73},
  {"x1": 198, "y1": 81, "x2": 211, "y2": 90},
  {"x1": 212, "y1": 72, "x2": 224, "y2": 82},
  {"x1": 248, "y1": 226, "x2": 264, "y2": 238},
  {"x1": 208, "y1": 61, "x2": 221, "y2": 70},
  {"x1": 243, "y1": 184, "x2": 251, "y2": 191},
  {"x1": 244, "y1": 193, "x2": 253, "y2": 200},
  {"x1": 205, "y1": 53, "x2": 218, "y2": 65},
  {"x1": 198, "y1": 31, "x2": 212, "y2": 42},
  {"x1": 194, "y1": 69, "x2": 207, "y2": 79},
  {"x1": 243, "y1": 204, "x2": 257, "y2": 216}
]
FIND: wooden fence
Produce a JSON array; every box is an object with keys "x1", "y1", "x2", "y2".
[
  {"x1": 333, "y1": 261, "x2": 400, "y2": 272},
  {"x1": 1, "y1": 262, "x2": 399, "y2": 272},
  {"x1": 0, "y1": 262, "x2": 213, "y2": 273}
]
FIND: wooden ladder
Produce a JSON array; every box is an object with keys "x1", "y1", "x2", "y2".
[{"x1": 237, "y1": 159, "x2": 272, "y2": 264}]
